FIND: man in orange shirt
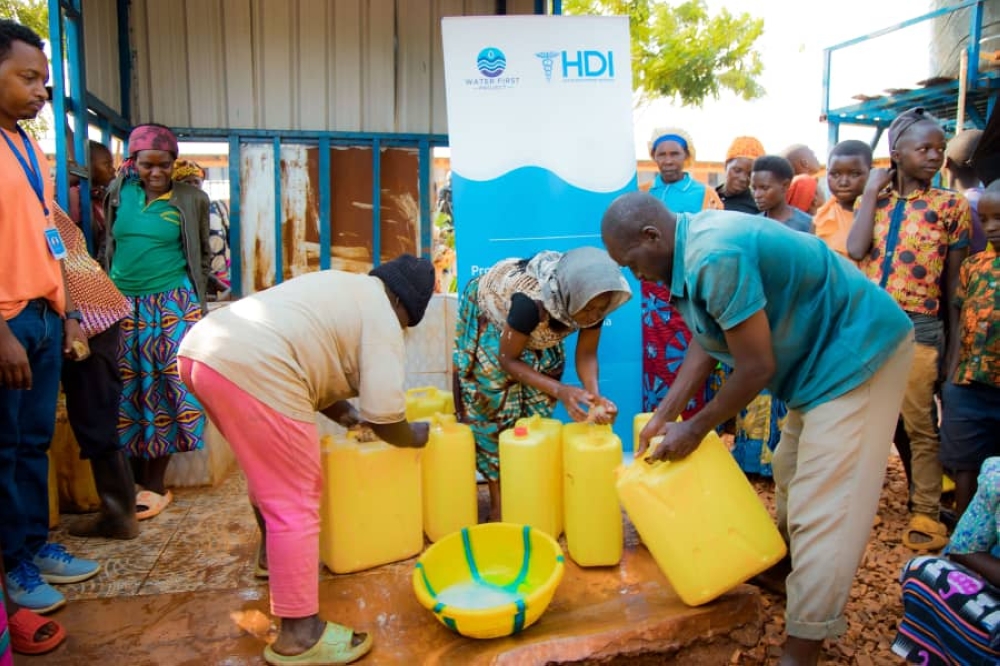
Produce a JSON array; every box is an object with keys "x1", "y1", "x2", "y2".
[{"x1": 0, "y1": 20, "x2": 98, "y2": 614}]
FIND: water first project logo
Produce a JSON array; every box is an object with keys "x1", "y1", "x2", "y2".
[
  {"x1": 477, "y1": 48, "x2": 506, "y2": 77},
  {"x1": 465, "y1": 47, "x2": 520, "y2": 90}
]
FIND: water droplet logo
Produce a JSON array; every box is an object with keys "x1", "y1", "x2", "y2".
[{"x1": 477, "y1": 47, "x2": 506, "y2": 78}]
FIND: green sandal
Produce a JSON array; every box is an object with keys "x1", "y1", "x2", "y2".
[{"x1": 263, "y1": 622, "x2": 373, "y2": 665}]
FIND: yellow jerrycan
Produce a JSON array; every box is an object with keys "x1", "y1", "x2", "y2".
[
  {"x1": 319, "y1": 432, "x2": 424, "y2": 574},
  {"x1": 406, "y1": 386, "x2": 455, "y2": 422},
  {"x1": 499, "y1": 424, "x2": 559, "y2": 538},
  {"x1": 422, "y1": 414, "x2": 478, "y2": 542},
  {"x1": 633, "y1": 412, "x2": 654, "y2": 453},
  {"x1": 515, "y1": 415, "x2": 564, "y2": 537},
  {"x1": 616, "y1": 430, "x2": 787, "y2": 606},
  {"x1": 563, "y1": 423, "x2": 623, "y2": 566}
]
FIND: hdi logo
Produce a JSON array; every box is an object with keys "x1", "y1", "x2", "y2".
[{"x1": 536, "y1": 50, "x2": 616, "y2": 82}]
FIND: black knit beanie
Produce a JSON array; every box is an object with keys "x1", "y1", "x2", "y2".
[{"x1": 370, "y1": 254, "x2": 435, "y2": 327}]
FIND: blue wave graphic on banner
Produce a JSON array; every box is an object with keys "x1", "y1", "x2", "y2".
[
  {"x1": 452, "y1": 165, "x2": 640, "y2": 445},
  {"x1": 476, "y1": 48, "x2": 507, "y2": 78}
]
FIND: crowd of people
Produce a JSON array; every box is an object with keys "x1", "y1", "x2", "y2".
[{"x1": 1, "y1": 15, "x2": 999, "y2": 666}]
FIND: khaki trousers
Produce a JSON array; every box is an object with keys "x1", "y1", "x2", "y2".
[
  {"x1": 773, "y1": 335, "x2": 914, "y2": 640},
  {"x1": 899, "y1": 342, "x2": 942, "y2": 516}
]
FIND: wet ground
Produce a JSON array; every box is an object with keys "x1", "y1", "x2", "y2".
[{"x1": 17, "y1": 473, "x2": 762, "y2": 665}]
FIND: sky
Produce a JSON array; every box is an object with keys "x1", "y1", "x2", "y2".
[{"x1": 632, "y1": 0, "x2": 940, "y2": 162}]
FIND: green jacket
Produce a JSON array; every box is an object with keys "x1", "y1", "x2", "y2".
[{"x1": 102, "y1": 177, "x2": 213, "y2": 308}]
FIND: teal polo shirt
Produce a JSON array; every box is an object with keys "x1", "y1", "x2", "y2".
[{"x1": 669, "y1": 210, "x2": 913, "y2": 411}]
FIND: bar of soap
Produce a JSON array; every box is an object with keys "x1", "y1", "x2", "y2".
[{"x1": 71, "y1": 340, "x2": 89, "y2": 360}]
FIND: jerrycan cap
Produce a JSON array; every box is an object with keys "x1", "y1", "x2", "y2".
[{"x1": 514, "y1": 426, "x2": 528, "y2": 437}]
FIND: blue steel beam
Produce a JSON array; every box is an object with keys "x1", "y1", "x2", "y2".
[
  {"x1": 823, "y1": 0, "x2": 980, "y2": 54},
  {"x1": 968, "y1": 1, "x2": 983, "y2": 92},
  {"x1": 228, "y1": 136, "x2": 242, "y2": 296},
  {"x1": 272, "y1": 137, "x2": 284, "y2": 284},
  {"x1": 65, "y1": 2, "x2": 92, "y2": 252},
  {"x1": 372, "y1": 138, "x2": 382, "y2": 267},
  {"x1": 318, "y1": 137, "x2": 331, "y2": 271},
  {"x1": 116, "y1": 0, "x2": 131, "y2": 121},
  {"x1": 171, "y1": 127, "x2": 448, "y2": 145},
  {"x1": 47, "y1": 3, "x2": 69, "y2": 212},
  {"x1": 87, "y1": 93, "x2": 131, "y2": 134},
  {"x1": 419, "y1": 138, "x2": 431, "y2": 259}
]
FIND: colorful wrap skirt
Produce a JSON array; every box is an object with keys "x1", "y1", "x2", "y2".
[
  {"x1": 454, "y1": 278, "x2": 564, "y2": 481},
  {"x1": 117, "y1": 278, "x2": 206, "y2": 459},
  {"x1": 893, "y1": 555, "x2": 1000, "y2": 665},
  {"x1": 641, "y1": 282, "x2": 718, "y2": 417}
]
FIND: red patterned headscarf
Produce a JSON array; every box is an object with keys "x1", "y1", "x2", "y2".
[
  {"x1": 119, "y1": 124, "x2": 179, "y2": 181},
  {"x1": 127, "y1": 124, "x2": 178, "y2": 158}
]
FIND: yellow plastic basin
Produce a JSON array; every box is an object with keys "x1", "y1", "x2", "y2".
[{"x1": 412, "y1": 523, "x2": 565, "y2": 639}]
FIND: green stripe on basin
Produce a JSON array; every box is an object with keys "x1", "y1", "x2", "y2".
[
  {"x1": 512, "y1": 598, "x2": 527, "y2": 634},
  {"x1": 461, "y1": 527, "x2": 484, "y2": 584},
  {"x1": 416, "y1": 561, "x2": 437, "y2": 597},
  {"x1": 504, "y1": 524, "x2": 533, "y2": 592}
]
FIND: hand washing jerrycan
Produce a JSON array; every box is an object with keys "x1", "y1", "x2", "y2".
[
  {"x1": 514, "y1": 415, "x2": 564, "y2": 537},
  {"x1": 422, "y1": 414, "x2": 477, "y2": 542},
  {"x1": 633, "y1": 412, "x2": 654, "y2": 453},
  {"x1": 406, "y1": 387, "x2": 454, "y2": 422},
  {"x1": 616, "y1": 430, "x2": 787, "y2": 606},
  {"x1": 563, "y1": 423, "x2": 623, "y2": 566},
  {"x1": 499, "y1": 424, "x2": 559, "y2": 538},
  {"x1": 319, "y1": 432, "x2": 423, "y2": 574}
]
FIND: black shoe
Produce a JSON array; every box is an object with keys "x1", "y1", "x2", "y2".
[{"x1": 69, "y1": 450, "x2": 139, "y2": 540}]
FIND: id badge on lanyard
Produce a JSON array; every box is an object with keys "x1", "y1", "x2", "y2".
[{"x1": 2, "y1": 126, "x2": 62, "y2": 259}]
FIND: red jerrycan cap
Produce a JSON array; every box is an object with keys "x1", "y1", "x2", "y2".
[{"x1": 514, "y1": 426, "x2": 528, "y2": 437}]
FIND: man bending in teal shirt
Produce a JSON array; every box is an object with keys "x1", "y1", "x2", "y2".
[{"x1": 601, "y1": 192, "x2": 914, "y2": 666}]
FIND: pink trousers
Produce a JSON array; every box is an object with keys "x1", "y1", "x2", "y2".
[{"x1": 178, "y1": 358, "x2": 320, "y2": 618}]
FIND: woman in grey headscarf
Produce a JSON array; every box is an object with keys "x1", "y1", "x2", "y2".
[{"x1": 453, "y1": 247, "x2": 632, "y2": 520}]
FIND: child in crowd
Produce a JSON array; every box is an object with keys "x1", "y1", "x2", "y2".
[
  {"x1": 68, "y1": 140, "x2": 115, "y2": 253},
  {"x1": 848, "y1": 107, "x2": 972, "y2": 552},
  {"x1": 814, "y1": 140, "x2": 872, "y2": 259},
  {"x1": 893, "y1": 457, "x2": 1000, "y2": 665},
  {"x1": 785, "y1": 174, "x2": 824, "y2": 215},
  {"x1": 945, "y1": 129, "x2": 986, "y2": 254},
  {"x1": 750, "y1": 155, "x2": 813, "y2": 233},
  {"x1": 939, "y1": 181, "x2": 1000, "y2": 520}
]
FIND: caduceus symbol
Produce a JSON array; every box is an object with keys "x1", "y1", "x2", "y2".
[{"x1": 535, "y1": 51, "x2": 560, "y2": 82}]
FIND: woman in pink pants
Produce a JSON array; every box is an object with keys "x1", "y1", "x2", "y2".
[{"x1": 178, "y1": 255, "x2": 434, "y2": 665}]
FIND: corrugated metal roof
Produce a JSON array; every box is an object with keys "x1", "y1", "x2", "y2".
[{"x1": 127, "y1": 0, "x2": 534, "y2": 133}]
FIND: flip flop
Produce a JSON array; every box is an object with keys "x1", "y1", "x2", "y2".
[
  {"x1": 9, "y1": 608, "x2": 67, "y2": 655},
  {"x1": 903, "y1": 514, "x2": 949, "y2": 552},
  {"x1": 136, "y1": 489, "x2": 173, "y2": 521},
  {"x1": 263, "y1": 622, "x2": 373, "y2": 665}
]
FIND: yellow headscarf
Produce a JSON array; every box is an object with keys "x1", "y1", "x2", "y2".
[{"x1": 172, "y1": 159, "x2": 204, "y2": 182}]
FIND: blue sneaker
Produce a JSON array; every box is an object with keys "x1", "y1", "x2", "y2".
[
  {"x1": 5, "y1": 561, "x2": 66, "y2": 614},
  {"x1": 33, "y1": 542, "x2": 101, "y2": 584}
]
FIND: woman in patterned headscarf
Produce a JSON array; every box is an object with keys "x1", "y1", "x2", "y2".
[
  {"x1": 173, "y1": 159, "x2": 232, "y2": 296},
  {"x1": 102, "y1": 124, "x2": 212, "y2": 520},
  {"x1": 454, "y1": 247, "x2": 632, "y2": 520}
]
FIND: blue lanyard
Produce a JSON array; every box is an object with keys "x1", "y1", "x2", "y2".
[{"x1": 2, "y1": 125, "x2": 49, "y2": 217}]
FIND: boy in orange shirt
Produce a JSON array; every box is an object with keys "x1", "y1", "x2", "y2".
[
  {"x1": 0, "y1": 20, "x2": 97, "y2": 614},
  {"x1": 814, "y1": 140, "x2": 872, "y2": 259}
]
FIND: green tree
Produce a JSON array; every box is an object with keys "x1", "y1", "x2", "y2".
[
  {"x1": 0, "y1": 0, "x2": 48, "y2": 38},
  {"x1": 564, "y1": 0, "x2": 765, "y2": 106},
  {"x1": 0, "y1": 0, "x2": 50, "y2": 137}
]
